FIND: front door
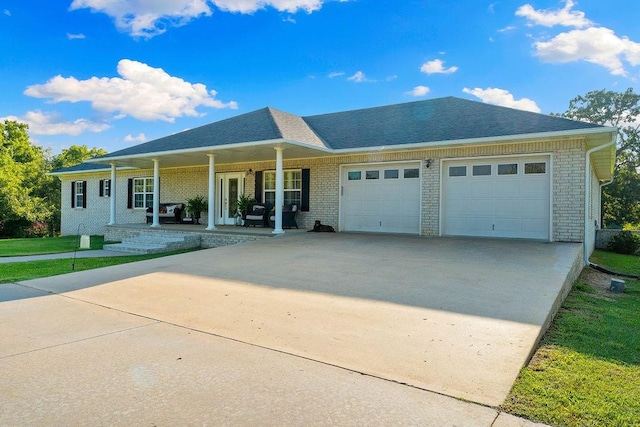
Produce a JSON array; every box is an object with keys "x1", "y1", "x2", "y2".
[{"x1": 216, "y1": 173, "x2": 244, "y2": 225}]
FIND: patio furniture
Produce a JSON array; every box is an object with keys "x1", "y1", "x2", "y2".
[
  {"x1": 244, "y1": 203, "x2": 271, "y2": 227},
  {"x1": 146, "y1": 203, "x2": 185, "y2": 224},
  {"x1": 269, "y1": 204, "x2": 299, "y2": 229}
]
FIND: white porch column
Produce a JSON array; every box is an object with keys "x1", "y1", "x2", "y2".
[
  {"x1": 206, "y1": 153, "x2": 217, "y2": 230},
  {"x1": 108, "y1": 162, "x2": 116, "y2": 225},
  {"x1": 273, "y1": 146, "x2": 284, "y2": 234},
  {"x1": 151, "y1": 158, "x2": 160, "y2": 228}
]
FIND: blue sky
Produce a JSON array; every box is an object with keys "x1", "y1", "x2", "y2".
[{"x1": 1, "y1": 0, "x2": 639, "y2": 154}]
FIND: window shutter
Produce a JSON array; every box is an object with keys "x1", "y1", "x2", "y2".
[
  {"x1": 71, "y1": 181, "x2": 76, "y2": 208},
  {"x1": 127, "y1": 178, "x2": 133, "y2": 209},
  {"x1": 82, "y1": 181, "x2": 87, "y2": 208},
  {"x1": 301, "y1": 168, "x2": 310, "y2": 212},
  {"x1": 254, "y1": 171, "x2": 263, "y2": 203},
  {"x1": 106, "y1": 179, "x2": 111, "y2": 197},
  {"x1": 99, "y1": 180, "x2": 104, "y2": 197}
]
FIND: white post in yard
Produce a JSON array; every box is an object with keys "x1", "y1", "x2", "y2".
[
  {"x1": 108, "y1": 162, "x2": 116, "y2": 225},
  {"x1": 273, "y1": 146, "x2": 284, "y2": 234},
  {"x1": 206, "y1": 153, "x2": 217, "y2": 230},
  {"x1": 151, "y1": 158, "x2": 160, "y2": 228}
]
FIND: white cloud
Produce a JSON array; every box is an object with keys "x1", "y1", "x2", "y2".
[
  {"x1": 67, "y1": 33, "x2": 86, "y2": 40},
  {"x1": 70, "y1": 0, "x2": 326, "y2": 37},
  {"x1": 386, "y1": 75, "x2": 397, "y2": 82},
  {"x1": 516, "y1": 0, "x2": 592, "y2": 28},
  {"x1": 214, "y1": 0, "x2": 322, "y2": 14},
  {"x1": 328, "y1": 71, "x2": 345, "y2": 78},
  {"x1": 534, "y1": 27, "x2": 640, "y2": 76},
  {"x1": 462, "y1": 87, "x2": 541, "y2": 113},
  {"x1": 347, "y1": 71, "x2": 372, "y2": 83},
  {"x1": 497, "y1": 25, "x2": 516, "y2": 33},
  {"x1": 24, "y1": 59, "x2": 238, "y2": 122},
  {"x1": 1, "y1": 111, "x2": 109, "y2": 136},
  {"x1": 2, "y1": 9, "x2": 10, "y2": 16},
  {"x1": 420, "y1": 59, "x2": 458, "y2": 75},
  {"x1": 407, "y1": 85, "x2": 430, "y2": 97},
  {"x1": 124, "y1": 133, "x2": 147, "y2": 143}
]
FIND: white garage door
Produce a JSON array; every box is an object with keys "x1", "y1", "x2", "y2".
[
  {"x1": 341, "y1": 162, "x2": 421, "y2": 233},
  {"x1": 442, "y1": 156, "x2": 550, "y2": 240}
]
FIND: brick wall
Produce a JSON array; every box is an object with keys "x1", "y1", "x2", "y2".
[{"x1": 59, "y1": 137, "x2": 588, "y2": 240}]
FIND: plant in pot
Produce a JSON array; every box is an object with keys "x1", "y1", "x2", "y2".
[
  {"x1": 186, "y1": 195, "x2": 208, "y2": 225},
  {"x1": 236, "y1": 194, "x2": 255, "y2": 220}
]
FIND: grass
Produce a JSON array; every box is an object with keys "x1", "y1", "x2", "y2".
[
  {"x1": 0, "y1": 249, "x2": 196, "y2": 283},
  {"x1": 0, "y1": 235, "x2": 106, "y2": 257},
  {"x1": 503, "y1": 250, "x2": 640, "y2": 427}
]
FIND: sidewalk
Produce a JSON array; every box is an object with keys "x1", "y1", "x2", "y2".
[{"x1": 0, "y1": 250, "x2": 133, "y2": 263}]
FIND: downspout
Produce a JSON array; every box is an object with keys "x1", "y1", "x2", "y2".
[{"x1": 583, "y1": 135, "x2": 616, "y2": 264}]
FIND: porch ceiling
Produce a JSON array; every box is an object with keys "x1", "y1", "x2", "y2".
[{"x1": 88, "y1": 140, "x2": 332, "y2": 169}]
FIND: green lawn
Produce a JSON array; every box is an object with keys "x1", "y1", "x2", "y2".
[
  {"x1": 503, "y1": 250, "x2": 640, "y2": 426},
  {"x1": 0, "y1": 249, "x2": 196, "y2": 283},
  {"x1": 0, "y1": 235, "x2": 106, "y2": 257}
]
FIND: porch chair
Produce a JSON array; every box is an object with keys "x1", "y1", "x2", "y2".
[
  {"x1": 244, "y1": 204, "x2": 271, "y2": 227},
  {"x1": 269, "y1": 204, "x2": 299, "y2": 229}
]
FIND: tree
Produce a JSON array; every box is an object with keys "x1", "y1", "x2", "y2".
[
  {"x1": 560, "y1": 88, "x2": 640, "y2": 228},
  {"x1": 0, "y1": 120, "x2": 53, "y2": 237}
]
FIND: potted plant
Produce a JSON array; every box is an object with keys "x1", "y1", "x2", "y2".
[
  {"x1": 236, "y1": 194, "x2": 255, "y2": 220},
  {"x1": 186, "y1": 195, "x2": 208, "y2": 224}
]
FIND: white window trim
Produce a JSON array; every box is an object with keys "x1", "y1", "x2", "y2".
[
  {"x1": 263, "y1": 169, "x2": 302, "y2": 206},
  {"x1": 133, "y1": 177, "x2": 154, "y2": 209},
  {"x1": 74, "y1": 181, "x2": 84, "y2": 209}
]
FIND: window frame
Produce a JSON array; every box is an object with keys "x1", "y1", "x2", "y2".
[
  {"x1": 74, "y1": 181, "x2": 85, "y2": 208},
  {"x1": 263, "y1": 169, "x2": 303, "y2": 207},
  {"x1": 133, "y1": 177, "x2": 154, "y2": 209}
]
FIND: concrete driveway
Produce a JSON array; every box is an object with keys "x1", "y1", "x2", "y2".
[{"x1": 1, "y1": 233, "x2": 580, "y2": 425}]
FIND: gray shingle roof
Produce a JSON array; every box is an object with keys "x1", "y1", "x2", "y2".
[
  {"x1": 302, "y1": 97, "x2": 603, "y2": 149},
  {"x1": 51, "y1": 163, "x2": 111, "y2": 173},
  {"x1": 78, "y1": 96, "x2": 606, "y2": 165}
]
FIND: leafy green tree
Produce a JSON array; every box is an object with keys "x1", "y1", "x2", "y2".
[
  {"x1": 560, "y1": 88, "x2": 640, "y2": 227},
  {"x1": 0, "y1": 120, "x2": 53, "y2": 237}
]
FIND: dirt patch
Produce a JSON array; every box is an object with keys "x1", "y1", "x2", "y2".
[{"x1": 578, "y1": 267, "x2": 619, "y2": 300}]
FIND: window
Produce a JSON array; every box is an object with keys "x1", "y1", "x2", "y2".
[
  {"x1": 73, "y1": 181, "x2": 85, "y2": 208},
  {"x1": 133, "y1": 177, "x2": 154, "y2": 208},
  {"x1": 404, "y1": 168, "x2": 419, "y2": 178},
  {"x1": 449, "y1": 166, "x2": 466, "y2": 177},
  {"x1": 365, "y1": 170, "x2": 379, "y2": 180},
  {"x1": 498, "y1": 164, "x2": 518, "y2": 175},
  {"x1": 525, "y1": 162, "x2": 546, "y2": 174},
  {"x1": 348, "y1": 171, "x2": 361, "y2": 180},
  {"x1": 472, "y1": 165, "x2": 491, "y2": 176},
  {"x1": 384, "y1": 169, "x2": 399, "y2": 179},
  {"x1": 100, "y1": 179, "x2": 111, "y2": 197},
  {"x1": 264, "y1": 170, "x2": 302, "y2": 206}
]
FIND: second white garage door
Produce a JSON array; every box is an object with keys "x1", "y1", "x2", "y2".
[
  {"x1": 341, "y1": 162, "x2": 421, "y2": 233},
  {"x1": 442, "y1": 156, "x2": 551, "y2": 240}
]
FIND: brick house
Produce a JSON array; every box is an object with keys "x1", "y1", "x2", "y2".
[{"x1": 52, "y1": 97, "x2": 616, "y2": 258}]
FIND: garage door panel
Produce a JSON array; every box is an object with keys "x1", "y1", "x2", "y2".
[
  {"x1": 342, "y1": 163, "x2": 421, "y2": 234},
  {"x1": 443, "y1": 156, "x2": 550, "y2": 240}
]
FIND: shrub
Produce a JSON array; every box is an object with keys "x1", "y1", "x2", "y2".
[
  {"x1": 27, "y1": 221, "x2": 49, "y2": 238},
  {"x1": 608, "y1": 230, "x2": 640, "y2": 255}
]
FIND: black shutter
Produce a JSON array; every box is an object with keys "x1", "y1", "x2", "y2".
[
  {"x1": 99, "y1": 180, "x2": 104, "y2": 197},
  {"x1": 82, "y1": 181, "x2": 87, "y2": 208},
  {"x1": 301, "y1": 168, "x2": 310, "y2": 212},
  {"x1": 106, "y1": 179, "x2": 111, "y2": 197},
  {"x1": 254, "y1": 171, "x2": 262, "y2": 203},
  {"x1": 71, "y1": 181, "x2": 76, "y2": 208},
  {"x1": 127, "y1": 179, "x2": 133, "y2": 209}
]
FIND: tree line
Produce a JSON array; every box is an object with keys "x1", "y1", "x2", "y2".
[{"x1": 1, "y1": 88, "x2": 639, "y2": 238}]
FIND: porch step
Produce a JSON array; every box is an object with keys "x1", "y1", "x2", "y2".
[{"x1": 104, "y1": 231, "x2": 201, "y2": 254}]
